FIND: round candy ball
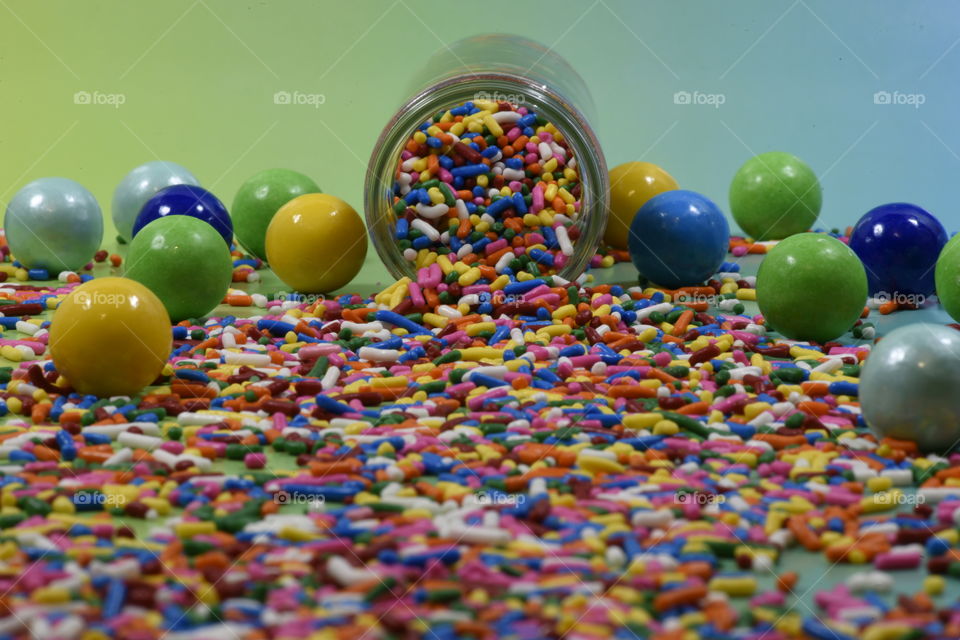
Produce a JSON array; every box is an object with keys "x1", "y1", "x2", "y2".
[
  {"x1": 849, "y1": 203, "x2": 947, "y2": 299},
  {"x1": 124, "y1": 216, "x2": 233, "y2": 322},
  {"x1": 132, "y1": 184, "x2": 233, "y2": 247},
  {"x1": 729, "y1": 151, "x2": 821, "y2": 240},
  {"x1": 232, "y1": 168, "x2": 321, "y2": 261},
  {"x1": 4, "y1": 177, "x2": 103, "y2": 272},
  {"x1": 605, "y1": 161, "x2": 679, "y2": 250},
  {"x1": 112, "y1": 161, "x2": 199, "y2": 243},
  {"x1": 860, "y1": 323, "x2": 960, "y2": 453},
  {"x1": 49, "y1": 277, "x2": 171, "y2": 397},
  {"x1": 627, "y1": 189, "x2": 729, "y2": 289},
  {"x1": 756, "y1": 233, "x2": 867, "y2": 343},
  {"x1": 935, "y1": 234, "x2": 960, "y2": 322},
  {"x1": 265, "y1": 193, "x2": 367, "y2": 293}
]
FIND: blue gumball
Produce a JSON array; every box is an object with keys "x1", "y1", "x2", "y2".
[
  {"x1": 849, "y1": 203, "x2": 947, "y2": 298},
  {"x1": 4, "y1": 177, "x2": 103, "y2": 272},
  {"x1": 628, "y1": 189, "x2": 729, "y2": 288},
  {"x1": 132, "y1": 185, "x2": 233, "y2": 247}
]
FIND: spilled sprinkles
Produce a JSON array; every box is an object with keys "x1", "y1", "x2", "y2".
[{"x1": 0, "y1": 250, "x2": 955, "y2": 640}]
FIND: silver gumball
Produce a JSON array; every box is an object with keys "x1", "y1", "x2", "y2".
[
  {"x1": 860, "y1": 323, "x2": 960, "y2": 453},
  {"x1": 112, "y1": 161, "x2": 199, "y2": 242},
  {"x1": 4, "y1": 177, "x2": 103, "y2": 272}
]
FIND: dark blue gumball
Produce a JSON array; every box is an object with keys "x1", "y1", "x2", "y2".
[
  {"x1": 132, "y1": 185, "x2": 233, "y2": 247},
  {"x1": 849, "y1": 203, "x2": 947, "y2": 298},
  {"x1": 628, "y1": 189, "x2": 729, "y2": 289}
]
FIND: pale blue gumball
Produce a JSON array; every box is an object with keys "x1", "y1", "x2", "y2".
[
  {"x1": 860, "y1": 323, "x2": 960, "y2": 453},
  {"x1": 4, "y1": 177, "x2": 104, "y2": 272},
  {"x1": 111, "y1": 161, "x2": 199, "y2": 242}
]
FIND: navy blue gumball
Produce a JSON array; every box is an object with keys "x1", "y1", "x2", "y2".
[
  {"x1": 133, "y1": 184, "x2": 233, "y2": 247},
  {"x1": 849, "y1": 203, "x2": 946, "y2": 298}
]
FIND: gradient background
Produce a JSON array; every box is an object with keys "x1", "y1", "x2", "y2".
[
  {"x1": 1, "y1": 0, "x2": 955, "y2": 606},
  {"x1": 3, "y1": 0, "x2": 960, "y2": 254}
]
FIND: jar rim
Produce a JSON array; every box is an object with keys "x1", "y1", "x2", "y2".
[{"x1": 364, "y1": 73, "x2": 609, "y2": 282}]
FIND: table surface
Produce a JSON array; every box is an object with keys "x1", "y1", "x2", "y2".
[{"x1": 1, "y1": 240, "x2": 953, "y2": 622}]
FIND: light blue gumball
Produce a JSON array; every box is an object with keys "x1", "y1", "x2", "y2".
[
  {"x1": 860, "y1": 323, "x2": 960, "y2": 453},
  {"x1": 4, "y1": 177, "x2": 104, "y2": 272},
  {"x1": 111, "y1": 161, "x2": 199, "y2": 242}
]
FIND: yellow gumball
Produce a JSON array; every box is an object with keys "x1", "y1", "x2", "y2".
[
  {"x1": 49, "y1": 277, "x2": 171, "y2": 397},
  {"x1": 605, "y1": 161, "x2": 679, "y2": 249},
  {"x1": 265, "y1": 193, "x2": 367, "y2": 293}
]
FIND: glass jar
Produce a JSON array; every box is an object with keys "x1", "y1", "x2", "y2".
[{"x1": 365, "y1": 34, "x2": 608, "y2": 281}]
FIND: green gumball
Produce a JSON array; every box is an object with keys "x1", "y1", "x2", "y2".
[
  {"x1": 757, "y1": 233, "x2": 867, "y2": 343},
  {"x1": 729, "y1": 151, "x2": 821, "y2": 240},
  {"x1": 124, "y1": 216, "x2": 233, "y2": 322},
  {"x1": 232, "y1": 169, "x2": 321, "y2": 260},
  {"x1": 935, "y1": 234, "x2": 960, "y2": 321}
]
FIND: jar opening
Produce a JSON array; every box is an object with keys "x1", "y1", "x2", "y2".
[{"x1": 366, "y1": 74, "x2": 608, "y2": 282}]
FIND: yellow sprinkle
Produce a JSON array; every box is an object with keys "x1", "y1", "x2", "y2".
[
  {"x1": 867, "y1": 476, "x2": 893, "y2": 493},
  {"x1": 536, "y1": 324, "x2": 571, "y2": 338},
  {"x1": 465, "y1": 322, "x2": 496, "y2": 337},
  {"x1": 458, "y1": 268, "x2": 482, "y2": 286},
  {"x1": 552, "y1": 304, "x2": 577, "y2": 320},
  {"x1": 174, "y1": 521, "x2": 216, "y2": 538},
  {"x1": 490, "y1": 275, "x2": 510, "y2": 291},
  {"x1": 459, "y1": 347, "x2": 502, "y2": 362},
  {"x1": 652, "y1": 420, "x2": 679, "y2": 436},
  {"x1": 622, "y1": 413, "x2": 661, "y2": 430},
  {"x1": 422, "y1": 313, "x2": 448, "y2": 328},
  {"x1": 32, "y1": 586, "x2": 70, "y2": 604},
  {"x1": 368, "y1": 376, "x2": 409, "y2": 389},
  {"x1": 436, "y1": 254, "x2": 455, "y2": 275},
  {"x1": 577, "y1": 452, "x2": 624, "y2": 474},
  {"x1": 924, "y1": 575, "x2": 945, "y2": 595},
  {"x1": 744, "y1": 402, "x2": 772, "y2": 420},
  {"x1": 482, "y1": 114, "x2": 503, "y2": 137}
]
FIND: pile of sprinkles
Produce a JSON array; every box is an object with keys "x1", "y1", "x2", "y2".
[
  {"x1": 392, "y1": 99, "x2": 608, "y2": 276},
  {"x1": 0, "y1": 239, "x2": 957, "y2": 640}
]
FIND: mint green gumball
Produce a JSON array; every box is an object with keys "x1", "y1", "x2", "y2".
[
  {"x1": 729, "y1": 151, "x2": 821, "y2": 240},
  {"x1": 124, "y1": 216, "x2": 233, "y2": 322},
  {"x1": 231, "y1": 169, "x2": 321, "y2": 261},
  {"x1": 757, "y1": 233, "x2": 867, "y2": 343}
]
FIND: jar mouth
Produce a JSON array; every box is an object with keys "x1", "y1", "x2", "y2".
[{"x1": 365, "y1": 73, "x2": 609, "y2": 282}]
